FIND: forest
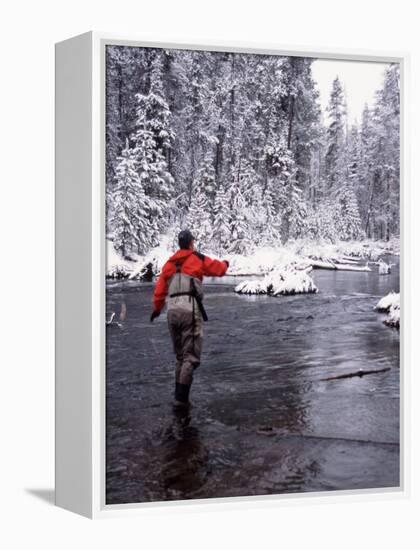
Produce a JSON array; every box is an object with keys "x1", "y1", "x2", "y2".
[{"x1": 106, "y1": 46, "x2": 400, "y2": 258}]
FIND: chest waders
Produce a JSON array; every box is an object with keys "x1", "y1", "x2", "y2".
[
  {"x1": 167, "y1": 261, "x2": 207, "y2": 405},
  {"x1": 169, "y1": 264, "x2": 209, "y2": 322}
]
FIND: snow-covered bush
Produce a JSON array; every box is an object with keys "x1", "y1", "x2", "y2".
[
  {"x1": 375, "y1": 291, "x2": 399, "y2": 313},
  {"x1": 235, "y1": 267, "x2": 317, "y2": 297},
  {"x1": 270, "y1": 269, "x2": 318, "y2": 296},
  {"x1": 384, "y1": 302, "x2": 400, "y2": 328},
  {"x1": 375, "y1": 291, "x2": 400, "y2": 329}
]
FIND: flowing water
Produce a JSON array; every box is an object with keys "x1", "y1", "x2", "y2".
[{"x1": 106, "y1": 256, "x2": 400, "y2": 504}]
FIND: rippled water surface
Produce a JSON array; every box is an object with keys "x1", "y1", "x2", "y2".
[{"x1": 106, "y1": 257, "x2": 400, "y2": 504}]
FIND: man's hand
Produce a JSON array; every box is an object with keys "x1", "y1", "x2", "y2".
[{"x1": 150, "y1": 310, "x2": 160, "y2": 323}]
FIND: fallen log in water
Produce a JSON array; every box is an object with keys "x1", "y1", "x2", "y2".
[
  {"x1": 341, "y1": 255, "x2": 362, "y2": 263},
  {"x1": 310, "y1": 259, "x2": 371, "y2": 272},
  {"x1": 320, "y1": 367, "x2": 391, "y2": 381},
  {"x1": 335, "y1": 263, "x2": 371, "y2": 272},
  {"x1": 310, "y1": 259, "x2": 337, "y2": 269}
]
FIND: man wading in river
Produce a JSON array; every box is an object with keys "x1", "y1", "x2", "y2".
[{"x1": 150, "y1": 229, "x2": 229, "y2": 407}]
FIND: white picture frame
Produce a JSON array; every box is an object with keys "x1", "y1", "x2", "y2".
[{"x1": 55, "y1": 31, "x2": 410, "y2": 518}]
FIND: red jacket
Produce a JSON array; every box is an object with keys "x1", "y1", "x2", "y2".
[{"x1": 153, "y1": 249, "x2": 228, "y2": 312}]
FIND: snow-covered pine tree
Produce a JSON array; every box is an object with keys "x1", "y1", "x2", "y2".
[
  {"x1": 224, "y1": 166, "x2": 254, "y2": 254},
  {"x1": 239, "y1": 159, "x2": 259, "y2": 207},
  {"x1": 110, "y1": 141, "x2": 152, "y2": 257},
  {"x1": 333, "y1": 183, "x2": 362, "y2": 241},
  {"x1": 306, "y1": 199, "x2": 338, "y2": 243},
  {"x1": 338, "y1": 123, "x2": 364, "y2": 240},
  {"x1": 358, "y1": 104, "x2": 375, "y2": 234},
  {"x1": 288, "y1": 184, "x2": 308, "y2": 240},
  {"x1": 264, "y1": 141, "x2": 306, "y2": 242},
  {"x1": 186, "y1": 189, "x2": 212, "y2": 249},
  {"x1": 228, "y1": 187, "x2": 252, "y2": 254},
  {"x1": 323, "y1": 76, "x2": 364, "y2": 240},
  {"x1": 368, "y1": 64, "x2": 400, "y2": 240},
  {"x1": 260, "y1": 190, "x2": 281, "y2": 246},
  {"x1": 193, "y1": 154, "x2": 217, "y2": 217},
  {"x1": 133, "y1": 51, "x2": 175, "y2": 242},
  {"x1": 237, "y1": 160, "x2": 267, "y2": 246},
  {"x1": 283, "y1": 57, "x2": 323, "y2": 198},
  {"x1": 177, "y1": 50, "x2": 220, "y2": 204},
  {"x1": 106, "y1": 47, "x2": 147, "y2": 234},
  {"x1": 325, "y1": 77, "x2": 347, "y2": 191},
  {"x1": 212, "y1": 185, "x2": 231, "y2": 253}
]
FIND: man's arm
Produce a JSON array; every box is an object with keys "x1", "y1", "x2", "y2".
[
  {"x1": 152, "y1": 262, "x2": 175, "y2": 313},
  {"x1": 200, "y1": 254, "x2": 229, "y2": 277}
]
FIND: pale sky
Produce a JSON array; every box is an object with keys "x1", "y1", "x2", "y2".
[{"x1": 311, "y1": 59, "x2": 389, "y2": 125}]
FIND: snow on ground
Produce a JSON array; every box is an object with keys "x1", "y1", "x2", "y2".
[
  {"x1": 375, "y1": 291, "x2": 400, "y2": 329},
  {"x1": 227, "y1": 239, "x2": 397, "y2": 277},
  {"x1": 227, "y1": 246, "x2": 307, "y2": 276},
  {"x1": 106, "y1": 235, "x2": 174, "y2": 279},
  {"x1": 106, "y1": 240, "x2": 135, "y2": 279},
  {"x1": 128, "y1": 234, "x2": 174, "y2": 280},
  {"x1": 288, "y1": 239, "x2": 396, "y2": 263},
  {"x1": 235, "y1": 266, "x2": 317, "y2": 297},
  {"x1": 106, "y1": 236, "x2": 399, "y2": 279}
]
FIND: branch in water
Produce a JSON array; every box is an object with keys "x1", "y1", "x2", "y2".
[{"x1": 320, "y1": 367, "x2": 391, "y2": 381}]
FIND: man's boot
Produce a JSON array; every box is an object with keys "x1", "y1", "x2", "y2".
[{"x1": 174, "y1": 382, "x2": 191, "y2": 408}]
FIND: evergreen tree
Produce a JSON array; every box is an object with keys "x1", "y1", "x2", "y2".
[
  {"x1": 133, "y1": 52, "x2": 175, "y2": 201},
  {"x1": 264, "y1": 141, "x2": 305, "y2": 241},
  {"x1": 110, "y1": 141, "x2": 152, "y2": 256},
  {"x1": 358, "y1": 104, "x2": 375, "y2": 234},
  {"x1": 106, "y1": 47, "x2": 400, "y2": 252},
  {"x1": 212, "y1": 185, "x2": 231, "y2": 253},
  {"x1": 228, "y1": 185, "x2": 252, "y2": 254},
  {"x1": 260, "y1": 190, "x2": 281, "y2": 246},
  {"x1": 333, "y1": 184, "x2": 362, "y2": 240},
  {"x1": 325, "y1": 77, "x2": 347, "y2": 191},
  {"x1": 369, "y1": 64, "x2": 400, "y2": 240},
  {"x1": 306, "y1": 200, "x2": 338, "y2": 243},
  {"x1": 193, "y1": 154, "x2": 217, "y2": 217},
  {"x1": 340, "y1": 123, "x2": 364, "y2": 240},
  {"x1": 186, "y1": 189, "x2": 212, "y2": 248}
]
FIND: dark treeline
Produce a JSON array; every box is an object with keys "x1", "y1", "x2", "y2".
[{"x1": 106, "y1": 46, "x2": 400, "y2": 257}]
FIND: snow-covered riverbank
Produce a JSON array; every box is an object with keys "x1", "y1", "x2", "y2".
[{"x1": 106, "y1": 236, "x2": 400, "y2": 280}]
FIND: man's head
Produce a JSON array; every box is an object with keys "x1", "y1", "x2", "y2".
[{"x1": 178, "y1": 229, "x2": 195, "y2": 250}]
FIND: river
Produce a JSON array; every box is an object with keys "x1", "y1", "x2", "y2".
[{"x1": 105, "y1": 257, "x2": 400, "y2": 504}]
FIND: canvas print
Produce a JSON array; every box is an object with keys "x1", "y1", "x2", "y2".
[{"x1": 105, "y1": 44, "x2": 400, "y2": 505}]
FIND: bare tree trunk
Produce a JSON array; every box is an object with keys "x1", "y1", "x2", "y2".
[
  {"x1": 386, "y1": 169, "x2": 391, "y2": 241},
  {"x1": 364, "y1": 173, "x2": 375, "y2": 236},
  {"x1": 287, "y1": 95, "x2": 295, "y2": 149}
]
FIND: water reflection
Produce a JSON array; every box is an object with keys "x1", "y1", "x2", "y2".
[{"x1": 158, "y1": 409, "x2": 209, "y2": 500}]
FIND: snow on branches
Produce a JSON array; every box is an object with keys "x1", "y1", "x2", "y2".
[{"x1": 106, "y1": 46, "x2": 400, "y2": 258}]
